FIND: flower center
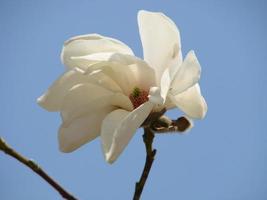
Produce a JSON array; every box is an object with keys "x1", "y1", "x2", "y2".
[{"x1": 129, "y1": 87, "x2": 149, "y2": 109}]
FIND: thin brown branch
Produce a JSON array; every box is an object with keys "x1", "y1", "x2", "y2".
[
  {"x1": 0, "y1": 137, "x2": 78, "y2": 200},
  {"x1": 133, "y1": 115, "x2": 191, "y2": 199},
  {"x1": 133, "y1": 128, "x2": 156, "y2": 200}
]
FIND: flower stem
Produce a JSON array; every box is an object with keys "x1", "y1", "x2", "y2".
[
  {"x1": 133, "y1": 128, "x2": 156, "y2": 200},
  {"x1": 0, "y1": 137, "x2": 77, "y2": 200}
]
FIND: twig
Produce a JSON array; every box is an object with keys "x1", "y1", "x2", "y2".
[
  {"x1": 133, "y1": 128, "x2": 156, "y2": 200},
  {"x1": 152, "y1": 116, "x2": 192, "y2": 133},
  {"x1": 133, "y1": 115, "x2": 191, "y2": 199},
  {"x1": 0, "y1": 137, "x2": 78, "y2": 200}
]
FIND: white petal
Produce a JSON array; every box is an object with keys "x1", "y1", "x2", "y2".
[
  {"x1": 72, "y1": 52, "x2": 145, "y2": 70},
  {"x1": 58, "y1": 107, "x2": 113, "y2": 153},
  {"x1": 160, "y1": 67, "x2": 173, "y2": 102},
  {"x1": 164, "y1": 95, "x2": 176, "y2": 110},
  {"x1": 37, "y1": 68, "x2": 122, "y2": 111},
  {"x1": 169, "y1": 84, "x2": 207, "y2": 119},
  {"x1": 138, "y1": 10, "x2": 182, "y2": 85},
  {"x1": 170, "y1": 51, "x2": 201, "y2": 95},
  {"x1": 111, "y1": 93, "x2": 134, "y2": 111},
  {"x1": 101, "y1": 101, "x2": 154, "y2": 163},
  {"x1": 100, "y1": 109, "x2": 129, "y2": 162},
  {"x1": 60, "y1": 83, "x2": 114, "y2": 125},
  {"x1": 60, "y1": 83, "x2": 133, "y2": 126},
  {"x1": 61, "y1": 34, "x2": 134, "y2": 69},
  {"x1": 73, "y1": 53, "x2": 156, "y2": 95},
  {"x1": 59, "y1": 84, "x2": 133, "y2": 153}
]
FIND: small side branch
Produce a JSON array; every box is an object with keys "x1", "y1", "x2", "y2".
[
  {"x1": 0, "y1": 137, "x2": 77, "y2": 200},
  {"x1": 152, "y1": 116, "x2": 192, "y2": 133},
  {"x1": 133, "y1": 128, "x2": 156, "y2": 200}
]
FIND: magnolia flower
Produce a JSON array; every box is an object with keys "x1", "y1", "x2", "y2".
[{"x1": 38, "y1": 10, "x2": 207, "y2": 163}]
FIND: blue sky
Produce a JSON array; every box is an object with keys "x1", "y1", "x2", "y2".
[{"x1": 0, "y1": 0, "x2": 267, "y2": 199}]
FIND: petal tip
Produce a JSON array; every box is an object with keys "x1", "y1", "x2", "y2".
[
  {"x1": 102, "y1": 145, "x2": 116, "y2": 164},
  {"x1": 58, "y1": 140, "x2": 73, "y2": 153},
  {"x1": 57, "y1": 125, "x2": 80, "y2": 153},
  {"x1": 105, "y1": 153, "x2": 116, "y2": 164},
  {"x1": 137, "y1": 10, "x2": 146, "y2": 17},
  {"x1": 138, "y1": 9, "x2": 162, "y2": 16},
  {"x1": 188, "y1": 50, "x2": 195, "y2": 55},
  {"x1": 37, "y1": 93, "x2": 56, "y2": 112},
  {"x1": 37, "y1": 94, "x2": 48, "y2": 110},
  {"x1": 200, "y1": 97, "x2": 208, "y2": 119},
  {"x1": 193, "y1": 97, "x2": 207, "y2": 119},
  {"x1": 37, "y1": 95, "x2": 44, "y2": 105},
  {"x1": 58, "y1": 134, "x2": 70, "y2": 153},
  {"x1": 59, "y1": 145, "x2": 72, "y2": 153},
  {"x1": 137, "y1": 10, "x2": 162, "y2": 22}
]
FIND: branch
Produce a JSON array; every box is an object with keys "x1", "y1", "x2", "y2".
[
  {"x1": 0, "y1": 137, "x2": 78, "y2": 200},
  {"x1": 133, "y1": 127, "x2": 156, "y2": 200},
  {"x1": 152, "y1": 116, "x2": 192, "y2": 133},
  {"x1": 133, "y1": 115, "x2": 191, "y2": 199}
]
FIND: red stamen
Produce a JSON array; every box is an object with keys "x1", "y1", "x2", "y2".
[{"x1": 129, "y1": 90, "x2": 149, "y2": 109}]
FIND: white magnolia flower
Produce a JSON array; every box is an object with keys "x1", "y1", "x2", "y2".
[{"x1": 38, "y1": 10, "x2": 207, "y2": 163}]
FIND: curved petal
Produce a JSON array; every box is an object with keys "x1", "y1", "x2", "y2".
[
  {"x1": 111, "y1": 93, "x2": 134, "y2": 111},
  {"x1": 160, "y1": 67, "x2": 173, "y2": 103},
  {"x1": 60, "y1": 83, "x2": 113, "y2": 125},
  {"x1": 59, "y1": 84, "x2": 133, "y2": 153},
  {"x1": 71, "y1": 52, "x2": 150, "y2": 70},
  {"x1": 101, "y1": 101, "x2": 154, "y2": 163},
  {"x1": 169, "y1": 84, "x2": 207, "y2": 119},
  {"x1": 72, "y1": 53, "x2": 156, "y2": 95},
  {"x1": 60, "y1": 83, "x2": 133, "y2": 126},
  {"x1": 61, "y1": 34, "x2": 134, "y2": 69},
  {"x1": 58, "y1": 107, "x2": 113, "y2": 153},
  {"x1": 170, "y1": 51, "x2": 201, "y2": 95},
  {"x1": 138, "y1": 10, "x2": 182, "y2": 85},
  {"x1": 37, "y1": 68, "x2": 122, "y2": 111},
  {"x1": 164, "y1": 95, "x2": 176, "y2": 110}
]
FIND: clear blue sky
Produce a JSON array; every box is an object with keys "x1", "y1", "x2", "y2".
[{"x1": 1, "y1": 0, "x2": 267, "y2": 199}]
